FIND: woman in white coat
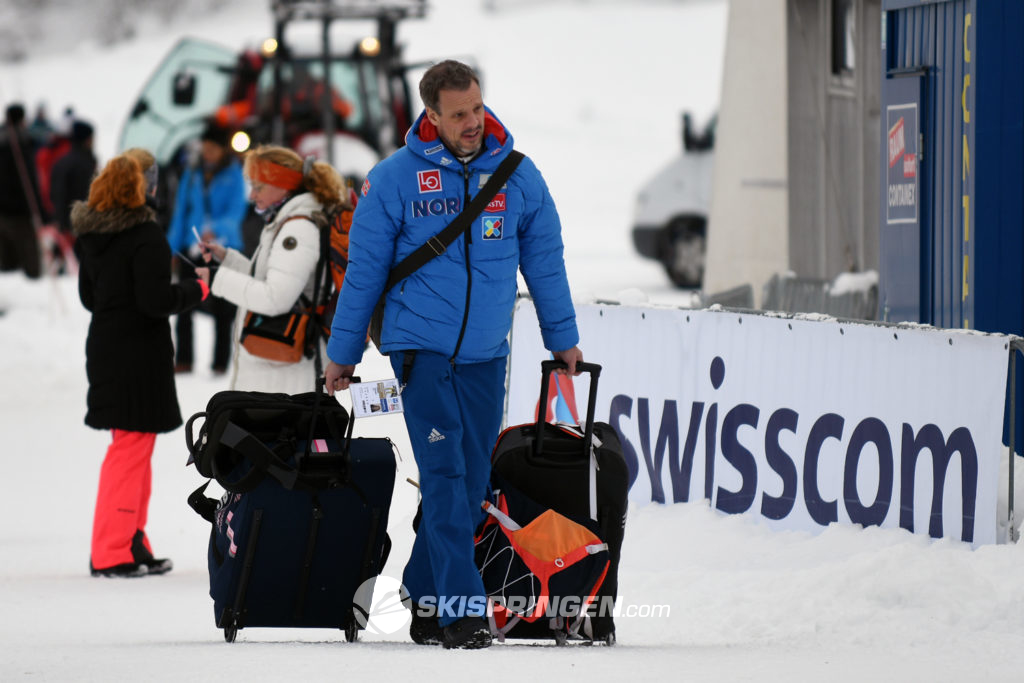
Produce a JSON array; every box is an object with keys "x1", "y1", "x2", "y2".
[{"x1": 196, "y1": 145, "x2": 346, "y2": 394}]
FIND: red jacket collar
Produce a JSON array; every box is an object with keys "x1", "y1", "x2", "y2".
[{"x1": 415, "y1": 111, "x2": 507, "y2": 146}]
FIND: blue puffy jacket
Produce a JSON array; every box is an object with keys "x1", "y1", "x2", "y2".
[
  {"x1": 167, "y1": 159, "x2": 247, "y2": 253},
  {"x1": 327, "y1": 107, "x2": 578, "y2": 365}
]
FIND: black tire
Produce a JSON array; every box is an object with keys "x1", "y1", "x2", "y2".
[
  {"x1": 344, "y1": 623, "x2": 359, "y2": 643},
  {"x1": 660, "y1": 216, "x2": 706, "y2": 288},
  {"x1": 224, "y1": 626, "x2": 237, "y2": 643}
]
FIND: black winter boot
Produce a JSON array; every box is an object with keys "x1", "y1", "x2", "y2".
[
  {"x1": 90, "y1": 561, "x2": 147, "y2": 578},
  {"x1": 131, "y1": 531, "x2": 173, "y2": 575},
  {"x1": 410, "y1": 608, "x2": 444, "y2": 646},
  {"x1": 442, "y1": 616, "x2": 492, "y2": 650}
]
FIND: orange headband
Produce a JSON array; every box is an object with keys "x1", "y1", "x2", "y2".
[{"x1": 248, "y1": 157, "x2": 304, "y2": 190}]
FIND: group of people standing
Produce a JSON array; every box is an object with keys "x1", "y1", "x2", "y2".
[
  {"x1": 0, "y1": 102, "x2": 96, "y2": 278},
  {"x1": 77, "y1": 133, "x2": 342, "y2": 578},
  {"x1": 72, "y1": 59, "x2": 583, "y2": 651}
]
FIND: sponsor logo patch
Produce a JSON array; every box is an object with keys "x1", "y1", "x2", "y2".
[
  {"x1": 482, "y1": 216, "x2": 503, "y2": 240},
  {"x1": 484, "y1": 193, "x2": 506, "y2": 213},
  {"x1": 417, "y1": 169, "x2": 442, "y2": 193},
  {"x1": 440, "y1": 157, "x2": 454, "y2": 166},
  {"x1": 361, "y1": 178, "x2": 371, "y2": 197},
  {"x1": 427, "y1": 428, "x2": 445, "y2": 443},
  {"x1": 424, "y1": 143, "x2": 444, "y2": 155}
]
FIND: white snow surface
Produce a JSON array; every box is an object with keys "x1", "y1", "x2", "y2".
[{"x1": 3, "y1": 1, "x2": 1024, "y2": 681}]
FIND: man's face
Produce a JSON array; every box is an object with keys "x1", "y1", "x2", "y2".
[
  {"x1": 200, "y1": 140, "x2": 226, "y2": 167},
  {"x1": 426, "y1": 82, "x2": 485, "y2": 157}
]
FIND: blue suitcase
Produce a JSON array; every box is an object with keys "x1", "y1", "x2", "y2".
[{"x1": 186, "y1": 383, "x2": 396, "y2": 642}]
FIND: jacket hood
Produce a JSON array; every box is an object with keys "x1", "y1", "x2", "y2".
[
  {"x1": 71, "y1": 201, "x2": 156, "y2": 237},
  {"x1": 404, "y1": 105, "x2": 514, "y2": 168}
]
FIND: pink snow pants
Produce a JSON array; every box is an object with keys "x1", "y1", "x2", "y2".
[{"x1": 90, "y1": 429, "x2": 156, "y2": 570}]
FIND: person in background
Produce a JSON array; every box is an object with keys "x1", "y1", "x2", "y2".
[
  {"x1": 34, "y1": 109, "x2": 73, "y2": 219},
  {"x1": 50, "y1": 120, "x2": 98, "y2": 236},
  {"x1": 195, "y1": 144, "x2": 347, "y2": 394},
  {"x1": 123, "y1": 147, "x2": 160, "y2": 213},
  {"x1": 27, "y1": 103, "x2": 54, "y2": 150},
  {"x1": 323, "y1": 59, "x2": 582, "y2": 649},
  {"x1": 72, "y1": 153, "x2": 208, "y2": 578},
  {"x1": 166, "y1": 122, "x2": 247, "y2": 375},
  {"x1": 0, "y1": 103, "x2": 45, "y2": 279}
]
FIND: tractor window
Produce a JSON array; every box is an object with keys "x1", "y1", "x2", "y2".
[
  {"x1": 359, "y1": 60, "x2": 384, "y2": 132},
  {"x1": 328, "y1": 61, "x2": 365, "y2": 129},
  {"x1": 119, "y1": 38, "x2": 235, "y2": 164}
]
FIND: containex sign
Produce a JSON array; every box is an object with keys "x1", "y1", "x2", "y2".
[{"x1": 507, "y1": 300, "x2": 1011, "y2": 546}]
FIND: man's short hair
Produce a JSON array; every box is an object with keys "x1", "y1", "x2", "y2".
[
  {"x1": 5, "y1": 104, "x2": 26, "y2": 127},
  {"x1": 419, "y1": 60, "x2": 480, "y2": 113}
]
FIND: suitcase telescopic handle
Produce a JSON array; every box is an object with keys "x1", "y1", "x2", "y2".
[
  {"x1": 303, "y1": 376, "x2": 360, "y2": 463},
  {"x1": 535, "y1": 360, "x2": 602, "y2": 458}
]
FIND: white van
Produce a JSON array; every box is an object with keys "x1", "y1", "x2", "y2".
[{"x1": 631, "y1": 113, "x2": 715, "y2": 288}]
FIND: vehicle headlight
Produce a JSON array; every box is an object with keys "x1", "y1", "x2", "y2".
[
  {"x1": 360, "y1": 36, "x2": 380, "y2": 57},
  {"x1": 231, "y1": 131, "x2": 251, "y2": 153}
]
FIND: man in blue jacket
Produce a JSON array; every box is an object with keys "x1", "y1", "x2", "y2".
[
  {"x1": 325, "y1": 60, "x2": 582, "y2": 649},
  {"x1": 167, "y1": 122, "x2": 247, "y2": 375}
]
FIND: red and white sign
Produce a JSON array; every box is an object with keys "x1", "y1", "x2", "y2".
[
  {"x1": 417, "y1": 169, "x2": 442, "y2": 193},
  {"x1": 888, "y1": 117, "x2": 906, "y2": 168},
  {"x1": 903, "y1": 153, "x2": 917, "y2": 178},
  {"x1": 485, "y1": 193, "x2": 506, "y2": 213}
]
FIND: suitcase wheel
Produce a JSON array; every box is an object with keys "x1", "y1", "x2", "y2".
[
  {"x1": 224, "y1": 626, "x2": 238, "y2": 643},
  {"x1": 344, "y1": 623, "x2": 359, "y2": 643}
]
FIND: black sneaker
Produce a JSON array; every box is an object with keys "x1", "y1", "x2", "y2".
[
  {"x1": 410, "y1": 610, "x2": 444, "y2": 646},
  {"x1": 131, "y1": 531, "x2": 173, "y2": 576},
  {"x1": 442, "y1": 616, "x2": 492, "y2": 650},
  {"x1": 90, "y1": 561, "x2": 148, "y2": 578}
]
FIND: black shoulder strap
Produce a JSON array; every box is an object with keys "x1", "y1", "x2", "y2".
[
  {"x1": 383, "y1": 150, "x2": 525, "y2": 292},
  {"x1": 304, "y1": 213, "x2": 332, "y2": 377}
]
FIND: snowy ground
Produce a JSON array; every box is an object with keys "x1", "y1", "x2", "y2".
[{"x1": 3, "y1": 1, "x2": 1024, "y2": 681}]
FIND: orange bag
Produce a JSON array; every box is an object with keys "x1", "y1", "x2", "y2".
[
  {"x1": 239, "y1": 307, "x2": 311, "y2": 364},
  {"x1": 474, "y1": 478, "x2": 610, "y2": 638}
]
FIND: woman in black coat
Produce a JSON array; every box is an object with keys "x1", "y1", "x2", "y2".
[{"x1": 73, "y1": 152, "x2": 208, "y2": 577}]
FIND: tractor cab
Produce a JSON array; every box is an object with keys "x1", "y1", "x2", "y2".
[{"x1": 119, "y1": 0, "x2": 430, "y2": 185}]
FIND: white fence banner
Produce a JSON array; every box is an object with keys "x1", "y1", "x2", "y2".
[{"x1": 507, "y1": 299, "x2": 1012, "y2": 546}]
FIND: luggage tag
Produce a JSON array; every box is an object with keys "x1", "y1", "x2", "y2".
[{"x1": 349, "y1": 377, "x2": 404, "y2": 418}]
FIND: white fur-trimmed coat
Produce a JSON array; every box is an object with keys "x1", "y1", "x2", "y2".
[{"x1": 211, "y1": 192, "x2": 324, "y2": 394}]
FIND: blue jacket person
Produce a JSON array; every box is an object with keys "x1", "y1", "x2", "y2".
[{"x1": 324, "y1": 60, "x2": 582, "y2": 649}]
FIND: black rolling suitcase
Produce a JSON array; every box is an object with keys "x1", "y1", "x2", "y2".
[
  {"x1": 485, "y1": 360, "x2": 627, "y2": 645},
  {"x1": 185, "y1": 381, "x2": 396, "y2": 643}
]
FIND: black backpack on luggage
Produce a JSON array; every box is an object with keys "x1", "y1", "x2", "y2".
[{"x1": 185, "y1": 382, "x2": 396, "y2": 643}]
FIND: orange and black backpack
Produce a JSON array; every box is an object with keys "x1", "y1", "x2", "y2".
[{"x1": 302, "y1": 188, "x2": 357, "y2": 365}]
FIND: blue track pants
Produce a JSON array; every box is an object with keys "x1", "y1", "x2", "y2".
[{"x1": 391, "y1": 351, "x2": 507, "y2": 626}]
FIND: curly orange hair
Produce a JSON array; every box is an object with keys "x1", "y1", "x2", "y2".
[{"x1": 88, "y1": 155, "x2": 146, "y2": 211}]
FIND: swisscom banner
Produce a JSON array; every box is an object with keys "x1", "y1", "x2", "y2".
[{"x1": 507, "y1": 300, "x2": 1011, "y2": 546}]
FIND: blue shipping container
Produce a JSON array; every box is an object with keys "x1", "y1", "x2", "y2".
[{"x1": 880, "y1": 0, "x2": 1024, "y2": 447}]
